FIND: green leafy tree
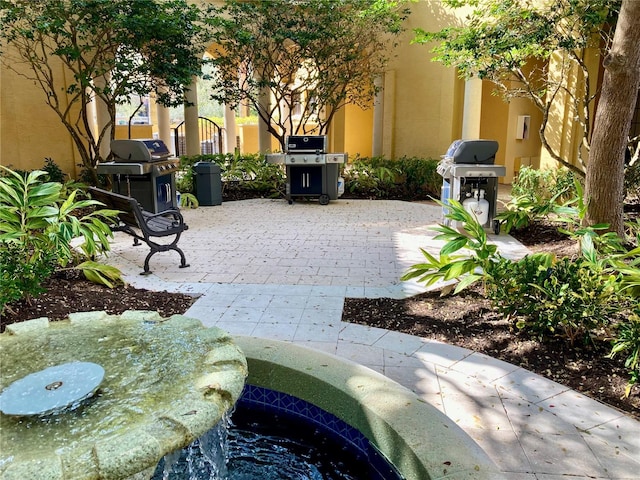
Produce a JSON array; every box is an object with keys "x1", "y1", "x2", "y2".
[
  {"x1": 415, "y1": 0, "x2": 618, "y2": 174},
  {"x1": 0, "y1": 0, "x2": 212, "y2": 183},
  {"x1": 414, "y1": 0, "x2": 640, "y2": 237},
  {"x1": 207, "y1": 0, "x2": 409, "y2": 151}
]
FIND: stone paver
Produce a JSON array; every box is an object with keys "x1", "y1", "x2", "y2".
[{"x1": 103, "y1": 198, "x2": 640, "y2": 479}]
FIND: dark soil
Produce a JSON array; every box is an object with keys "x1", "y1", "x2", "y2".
[
  {"x1": 0, "y1": 269, "x2": 196, "y2": 330},
  {"x1": 1, "y1": 220, "x2": 638, "y2": 421}
]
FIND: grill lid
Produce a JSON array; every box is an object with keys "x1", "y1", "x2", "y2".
[
  {"x1": 286, "y1": 135, "x2": 327, "y2": 153},
  {"x1": 445, "y1": 139, "x2": 498, "y2": 164},
  {"x1": 111, "y1": 139, "x2": 172, "y2": 162}
]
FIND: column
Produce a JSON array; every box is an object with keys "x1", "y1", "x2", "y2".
[
  {"x1": 461, "y1": 77, "x2": 483, "y2": 139},
  {"x1": 224, "y1": 104, "x2": 237, "y2": 154},
  {"x1": 382, "y1": 70, "x2": 396, "y2": 159},
  {"x1": 258, "y1": 83, "x2": 272, "y2": 153},
  {"x1": 184, "y1": 76, "x2": 200, "y2": 155}
]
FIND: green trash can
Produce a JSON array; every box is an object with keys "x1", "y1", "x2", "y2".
[{"x1": 194, "y1": 162, "x2": 222, "y2": 206}]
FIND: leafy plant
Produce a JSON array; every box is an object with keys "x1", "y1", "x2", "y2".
[
  {"x1": 0, "y1": 242, "x2": 57, "y2": 313},
  {"x1": 179, "y1": 192, "x2": 199, "y2": 209},
  {"x1": 608, "y1": 309, "x2": 640, "y2": 397},
  {"x1": 178, "y1": 153, "x2": 277, "y2": 197},
  {"x1": 343, "y1": 158, "x2": 399, "y2": 198},
  {"x1": 401, "y1": 199, "x2": 502, "y2": 293},
  {"x1": 42, "y1": 157, "x2": 66, "y2": 183},
  {"x1": 497, "y1": 167, "x2": 580, "y2": 234},
  {"x1": 485, "y1": 252, "x2": 556, "y2": 320},
  {"x1": 509, "y1": 256, "x2": 620, "y2": 345},
  {"x1": 609, "y1": 246, "x2": 640, "y2": 297},
  {"x1": 0, "y1": 166, "x2": 123, "y2": 314},
  {"x1": 554, "y1": 178, "x2": 625, "y2": 255},
  {"x1": 383, "y1": 156, "x2": 440, "y2": 200},
  {"x1": 512, "y1": 166, "x2": 578, "y2": 203},
  {"x1": 496, "y1": 192, "x2": 563, "y2": 233}
]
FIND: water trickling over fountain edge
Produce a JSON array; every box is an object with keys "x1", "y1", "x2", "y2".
[{"x1": 0, "y1": 311, "x2": 247, "y2": 480}]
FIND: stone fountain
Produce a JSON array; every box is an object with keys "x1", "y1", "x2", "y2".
[{"x1": 0, "y1": 311, "x2": 247, "y2": 480}]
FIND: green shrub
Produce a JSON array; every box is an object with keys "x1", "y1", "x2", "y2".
[
  {"x1": 512, "y1": 166, "x2": 578, "y2": 203},
  {"x1": 492, "y1": 256, "x2": 621, "y2": 345},
  {"x1": 343, "y1": 157, "x2": 398, "y2": 198},
  {"x1": 485, "y1": 252, "x2": 555, "y2": 319},
  {"x1": 609, "y1": 308, "x2": 640, "y2": 397},
  {"x1": 395, "y1": 156, "x2": 441, "y2": 199},
  {"x1": 0, "y1": 243, "x2": 57, "y2": 310},
  {"x1": 177, "y1": 153, "x2": 283, "y2": 198},
  {"x1": 497, "y1": 167, "x2": 580, "y2": 234},
  {"x1": 496, "y1": 193, "x2": 563, "y2": 233},
  {"x1": 42, "y1": 158, "x2": 66, "y2": 183},
  {"x1": 342, "y1": 155, "x2": 439, "y2": 200},
  {"x1": 0, "y1": 166, "x2": 123, "y2": 314}
]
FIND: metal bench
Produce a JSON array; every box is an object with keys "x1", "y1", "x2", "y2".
[{"x1": 89, "y1": 187, "x2": 190, "y2": 275}]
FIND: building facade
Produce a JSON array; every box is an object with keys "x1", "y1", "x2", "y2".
[{"x1": 0, "y1": 1, "x2": 612, "y2": 185}]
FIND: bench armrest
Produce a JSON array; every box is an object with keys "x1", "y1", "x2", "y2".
[{"x1": 143, "y1": 209, "x2": 186, "y2": 227}]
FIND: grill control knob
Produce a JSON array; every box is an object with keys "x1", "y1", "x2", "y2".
[
  {"x1": 303, "y1": 156, "x2": 308, "y2": 163},
  {"x1": 289, "y1": 156, "x2": 295, "y2": 163}
]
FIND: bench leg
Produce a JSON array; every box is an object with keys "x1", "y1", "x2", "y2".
[
  {"x1": 141, "y1": 252, "x2": 154, "y2": 275},
  {"x1": 174, "y1": 246, "x2": 190, "y2": 269},
  {"x1": 140, "y1": 245, "x2": 190, "y2": 275}
]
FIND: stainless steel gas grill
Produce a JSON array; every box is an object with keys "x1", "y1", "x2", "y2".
[
  {"x1": 437, "y1": 139, "x2": 506, "y2": 234},
  {"x1": 96, "y1": 139, "x2": 180, "y2": 213},
  {"x1": 266, "y1": 135, "x2": 347, "y2": 205}
]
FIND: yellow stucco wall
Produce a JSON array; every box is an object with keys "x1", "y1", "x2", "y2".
[
  {"x1": 382, "y1": 0, "x2": 467, "y2": 160},
  {"x1": 1, "y1": 57, "x2": 81, "y2": 176},
  {"x1": 344, "y1": 103, "x2": 373, "y2": 158},
  {"x1": 114, "y1": 125, "x2": 154, "y2": 140},
  {"x1": 539, "y1": 47, "x2": 602, "y2": 172},
  {"x1": 478, "y1": 80, "x2": 543, "y2": 183}
]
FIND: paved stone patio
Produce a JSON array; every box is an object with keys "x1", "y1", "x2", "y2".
[{"x1": 103, "y1": 198, "x2": 640, "y2": 480}]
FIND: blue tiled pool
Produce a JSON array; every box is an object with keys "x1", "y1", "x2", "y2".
[
  {"x1": 154, "y1": 384, "x2": 404, "y2": 479},
  {"x1": 236, "y1": 384, "x2": 404, "y2": 480}
]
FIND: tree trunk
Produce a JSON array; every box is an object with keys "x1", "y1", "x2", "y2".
[{"x1": 585, "y1": 0, "x2": 640, "y2": 237}]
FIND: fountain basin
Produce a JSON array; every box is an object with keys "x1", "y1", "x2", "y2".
[
  {"x1": 0, "y1": 311, "x2": 247, "y2": 480},
  {"x1": 235, "y1": 337, "x2": 506, "y2": 480}
]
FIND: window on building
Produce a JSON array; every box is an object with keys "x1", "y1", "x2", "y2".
[{"x1": 116, "y1": 95, "x2": 151, "y2": 125}]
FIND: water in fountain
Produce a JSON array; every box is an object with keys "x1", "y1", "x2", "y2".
[
  {"x1": 154, "y1": 413, "x2": 363, "y2": 480},
  {"x1": 153, "y1": 398, "x2": 402, "y2": 480},
  {"x1": 0, "y1": 313, "x2": 247, "y2": 480}
]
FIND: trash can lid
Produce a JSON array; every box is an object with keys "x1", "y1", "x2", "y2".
[{"x1": 194, "y1": 162, "x2": 221, "y2": 173}]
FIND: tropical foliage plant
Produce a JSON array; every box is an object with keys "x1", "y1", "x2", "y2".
[
  {"x1": 401, "y1": 200, "x2": 503, "y2": 294},
  {"x1": 496, "y1": 166, "x2": 579, "y2": 233},
  {"x1": 342, "y1": 156, "x2": 440, "y2": 200},
  {"x1": 0, "y1": 166, "x2": 122, "y2": 314},
  {"x1": 608, "y1": 309, "x2": 640, "y2": 397}
]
